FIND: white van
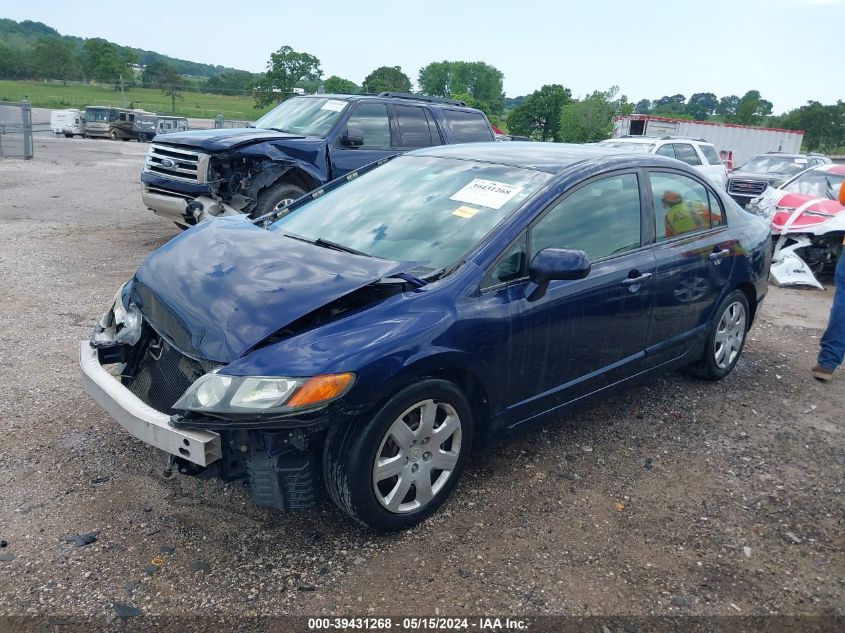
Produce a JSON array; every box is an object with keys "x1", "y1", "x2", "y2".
[{"x1": 50, "y1": 109, "x2": 80, "y2": 136}]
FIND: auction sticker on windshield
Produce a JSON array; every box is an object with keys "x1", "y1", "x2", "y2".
[
  {"x1": 320, "y1": 100, "x2": 347, "y2": 112},
  {"x1": 451, "y1": 205, "x2": 479, "y2": 219},
  {"x1": 450, "y1": 179, "x2": 522, "y2": 210}
]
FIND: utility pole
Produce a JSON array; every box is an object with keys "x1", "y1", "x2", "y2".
[{"x1": 119, "y1": 74, "x2": 126, "y2": 108}]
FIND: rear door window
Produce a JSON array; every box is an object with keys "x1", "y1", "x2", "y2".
[
  {"x1": 394, "y1": 105, "x2": 434, "y2": 148},
  {"x1": 673, "y1": 144, "x2": 702, "y2": 166},
  {"x1": 650, "y1": 171, "x2": 722, "y2": 239},
  {"x1": 442, "y1": 110, "x2": 494, "y2": 143}
]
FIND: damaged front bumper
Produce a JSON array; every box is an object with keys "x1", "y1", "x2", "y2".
[
  {"x1": 79, "y1": 340, "x2": 222, "y2": 466},
  {"x1": 142, "y1": 188, "x2": 242, "y2": 226}
]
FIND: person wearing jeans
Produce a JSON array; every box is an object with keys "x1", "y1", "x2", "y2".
[{"x1": 812, "y1": 180, "x2": 845, "y2": 381}]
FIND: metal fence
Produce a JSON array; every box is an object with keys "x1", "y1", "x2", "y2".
[
  {"x1": 212, "y1": 114, "x2": 251, "y2": 129},
  {"x1": 0, "y1": 100, "x2": 34, "y2": 159}
]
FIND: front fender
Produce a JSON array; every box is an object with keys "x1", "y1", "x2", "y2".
[
  {"x1": 222, "y1": 288, "x2": 474, "y2": 409},
  {"x1": 235, "y1": 139, "x2": 329, "y2": 188}
]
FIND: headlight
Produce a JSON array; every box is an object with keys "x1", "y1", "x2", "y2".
[{"x1": 173, "y1": 372, "x2": 355, "y2": 415}]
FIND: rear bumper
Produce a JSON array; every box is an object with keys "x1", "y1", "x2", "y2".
[{"x1": 79, "y1": 340, "x2": 221, "y2": 466}]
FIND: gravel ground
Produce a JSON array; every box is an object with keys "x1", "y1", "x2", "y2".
[{"x1": 0, "y1": 137, "x2": 842, "y2": 627}]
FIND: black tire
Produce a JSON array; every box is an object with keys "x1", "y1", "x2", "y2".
[
  {"x1": 63, "y1": 133, "x2": 73, "y2": 138},
  {"x1": 690, "y1": 289, "x2": 750, "y2": 381},
  {"x1": 174, "y1": 222, "x2": 190, "y2": 231},
  {"x1": 250, "y1": 181, "x2": 306, "y2": 218},
  {"x1": 323, "y1": 379, "x2": 474, "y2": 533}
]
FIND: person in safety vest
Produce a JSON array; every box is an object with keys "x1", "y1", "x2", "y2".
[{"x1": 662, "y1": 190, "x2": 721, "y2": 237}]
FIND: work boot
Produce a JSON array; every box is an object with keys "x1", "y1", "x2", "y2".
[{"x1": 811, "y1": 365, "x2": 835, "y2": 381}]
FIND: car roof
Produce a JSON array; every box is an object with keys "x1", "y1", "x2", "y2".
[
  {"x1": 601, "y1": 137, "x2": 712, "y2": 146},
  {"x1": 755, "y1": 153, "x2": 811, "y2": 159},
  {"x1": 411, "y1": 142, "x2": 656, "y2": 174},
  {"x1": 599, "y1": 138, "x2": 656, "y2": 144}
]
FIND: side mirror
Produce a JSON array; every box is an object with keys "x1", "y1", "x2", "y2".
[
  {"x1": 341, "y1": 127, "x2": 365, "y2": 147},
  {"x1": 529, "y1": 248, "x2": 591, "y2": 285}
]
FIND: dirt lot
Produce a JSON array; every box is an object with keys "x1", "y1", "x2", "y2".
[{"x1": 0, "y1": 137, "x2": 842, "y2": 628}]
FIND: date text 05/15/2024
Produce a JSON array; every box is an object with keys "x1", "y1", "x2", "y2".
[{"x1": 307, "y1": 617, "x2": 528, "y2": 630}]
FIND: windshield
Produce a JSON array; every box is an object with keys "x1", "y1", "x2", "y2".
[
  {"x1": 598, "y1": 141, "x2": 655, "y2": 153},
  {"x1": 782, "y1": 169, "x2": 845, "y2": 200},
  {"x1": 253, "y1": 96, "x2": 348, "y2": 136},
  {"x1": 737, "y1": 156, "x2": 808, "y2": 175},
  {"x1": 85, "y1": 109, "x2": 109, "y2": 123},
  {"x1": 270, "y1": 155, "x2": 553, "y2": 274}
]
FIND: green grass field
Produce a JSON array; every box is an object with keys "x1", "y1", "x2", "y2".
[{"x1": 0, "y1": 79, "x2": 274, "y2": 120}]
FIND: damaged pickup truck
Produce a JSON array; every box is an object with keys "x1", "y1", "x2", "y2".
[
  {"x1": 83, "y1": 143, "x2": 770, "y2": 532},
  {"x1": 141, "y1": 93, "x2": 496, "y2": 227}
]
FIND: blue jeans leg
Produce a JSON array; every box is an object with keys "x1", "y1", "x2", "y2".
[{"x1": 818, "y1": 252, "x2": 845, "y2": 370}]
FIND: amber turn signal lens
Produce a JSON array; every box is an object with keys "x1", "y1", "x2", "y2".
[{"x1": 286, "y1": 373, "x2": 354, "y2": 408}]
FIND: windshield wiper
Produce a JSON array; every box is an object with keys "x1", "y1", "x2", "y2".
[
  {"x1": 825, "y1": 176, "x2": 836, "y2": 200},
  {"x1": 267, "y1": 127, "x2": 291, "y2": 133},
  {"x1": 281, "y1": 233, "x2": 370, "y2": 257},
  {"x1": 314, "y1": 237, "x2": 370, "y2": 256}
]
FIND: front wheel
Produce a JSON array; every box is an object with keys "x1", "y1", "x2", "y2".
[
  {"x1": 690, "y1": 290, "x2": 749, "y2": 380},
  {"x1": 109, "y1": 129, "x2": 117, "y2": 140},
  {"x1": 250, "y1": 181, "x2": 306, "y2": 218},
  {"x1": 323, "y1": 379, "x2": 474, "y2": 532}
]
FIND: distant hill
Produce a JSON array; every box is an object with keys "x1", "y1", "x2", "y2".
[{"x1": 0, "y1": 18, "x2": 246, "y2": 78}]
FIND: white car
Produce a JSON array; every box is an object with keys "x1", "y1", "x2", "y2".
[{"x1": 597, "y1": 137, "x2": 728, "y2": 188}]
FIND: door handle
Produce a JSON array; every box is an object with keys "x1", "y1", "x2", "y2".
[
  {"x1": 709, "y1": 248, "x2": 730, "y2": 263},
  {"x1": 621, "y1": 272, "x2": 653, "y2": 287}
]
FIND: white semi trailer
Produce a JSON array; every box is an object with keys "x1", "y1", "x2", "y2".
[{"x1": 612, "y1": 115, "x2": 804, "y2": 169}]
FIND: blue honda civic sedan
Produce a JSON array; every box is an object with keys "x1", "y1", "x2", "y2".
[{"x1": 81, "y1": 143, "x2": 771, "y2": 532}]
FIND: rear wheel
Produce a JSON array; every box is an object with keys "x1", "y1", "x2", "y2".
[
  {"x1": 690, "y1": 290, "x2": 749, "y2": 380},
  {"x1": 323, "y1": 379, "x2": 473, "y2": 532},
  {"x1": 250, "y1": 181, "x2": 306, "y2": 218}
]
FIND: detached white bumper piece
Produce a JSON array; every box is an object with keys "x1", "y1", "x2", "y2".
[
  {"x1": 79, "y1": 341, "x2": 221, "y2": 466},
  {"x1": 770, "y1": 236, "x2": 824, "y2": 290}
]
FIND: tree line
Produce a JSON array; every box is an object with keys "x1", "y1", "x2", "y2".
[
  {"x1": 0, "y1": 18, "x2": 236, "y2": 81},
  {"x1": 3, "y1": 29, "x2": 843, "y2": 151}
]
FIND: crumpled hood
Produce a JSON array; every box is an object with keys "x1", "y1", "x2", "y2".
[
  {"x1": 153, "y1": 127, "x2": 306, "y2": 152},
  {"x1": 768, "y1": 191, "x2": 845, "y2": 234},
  {"x1": 130, "y1": 217, "x2": 411, "y2": 363}
]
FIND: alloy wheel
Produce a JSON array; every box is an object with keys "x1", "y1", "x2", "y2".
[
  {"x1": 714, "y1": 301, "x2": 746, "y2": 370},
  {"x1": 372, "y1": 399, "x2": 462, "y2": 513}
]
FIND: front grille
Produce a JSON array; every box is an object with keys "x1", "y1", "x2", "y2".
[
  {"x1": 144, "y1": 144, "x2": 209, "y2": 183},
  {"x1": 728, "y1": 179, "x2": 768, "y2": 197},
  {"x1": 126, "y1": 336, "x2": 215, "y2": 413}
]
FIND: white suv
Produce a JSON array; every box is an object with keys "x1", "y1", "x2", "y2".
[{"x1": 597, "y1": 137, "x2": 728, "y2": 188}]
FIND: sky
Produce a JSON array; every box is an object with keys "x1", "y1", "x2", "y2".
[{"x1": 3, "y1": 0, "x2": 844, "y2": 113}]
